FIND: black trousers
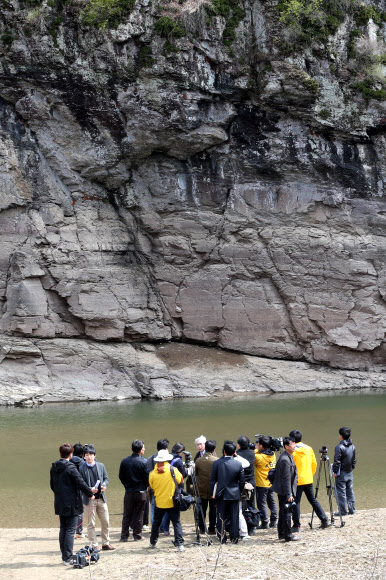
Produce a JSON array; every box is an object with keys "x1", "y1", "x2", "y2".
[
  {"x1": 130, "y1": 496, "x2": 149, "y2": 527},
  {"x1": 256, "y1": 486, "x2": 278, "y2": 524},
  {"x1": 121, "y1": 491, "x2": 147, "y2": 540},
  {"x1": 197, "y1": 498, "x2": 216, "y2": 532},
  {"x1": 150, "y1": 506, "x2": 184, "y2": 546},
  {"x1": 293, "y1": 483, "x2": 326, "y2": 527},
  {"x1": 216, "y1": 499, "x2": 239, "y2": 544},
  {"x1": 59, "y1": 515, "x2": 78, "y2": 562},
  {"x1": 277, "y1": 495, "x2": 292, "y2": 540}
]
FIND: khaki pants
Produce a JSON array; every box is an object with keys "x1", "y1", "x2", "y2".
[{"x1": 83, "y1": 499, "x2": 110, "y2": 547}]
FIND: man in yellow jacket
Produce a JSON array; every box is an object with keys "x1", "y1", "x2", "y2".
[
  {"x1": 254, "y1": 436, "x2": 278, "y2": 529},
  {"x1": 289, "y1": 430, "x2": 331, "y2": 532},
  {"x1": 148, "y1": 449, "x2": 184, "y2": 551}
]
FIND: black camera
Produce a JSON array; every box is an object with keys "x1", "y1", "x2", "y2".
[
  {"x1": 319, "y1": 445, "x2": 328, "y2": 454},
  {"x1": 248, "y1": 442, "x2": 256, "y2": 450},
  {"x1": 183, "y1": 451, "x2": 193, "y2": 467},
  {"x1": 72, "y1": 546, "x2": 100, "y2": 569},
  {"x1": 255, "y1": 434, "x2": 283, "y2": 452},
  {"x1": 284, "y1": 501, "x2": 296, "y2": 512}
]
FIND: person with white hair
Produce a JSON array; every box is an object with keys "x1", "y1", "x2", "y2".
[{"x1": 194, "y1": 435, "x2": 207, "y2": 461}]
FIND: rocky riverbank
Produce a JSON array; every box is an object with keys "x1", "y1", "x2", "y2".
[
  {"x1": 1, "y1": 508, "x2": 385, "y2": 579},
  {"x1": 0, "y1": 337, "x2": 385, "y2": 405}
]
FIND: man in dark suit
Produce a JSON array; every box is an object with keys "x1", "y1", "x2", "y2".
[
  {"x1": 272, "y1": 436, "x2": 300, "y2": 542},
  {"x1": 210, "y1": 440, "x2": 245, "y2": 544}
]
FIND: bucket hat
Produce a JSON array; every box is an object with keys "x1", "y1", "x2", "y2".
[{"x1": 154, "y1": 450, "x2": 173, "y2": 462}]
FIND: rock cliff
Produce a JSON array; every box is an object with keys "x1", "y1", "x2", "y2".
[{"x1": 0, "y1": 0, "x2": 385, "y2": 403}]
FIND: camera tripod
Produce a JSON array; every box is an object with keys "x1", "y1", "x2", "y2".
[
  {"x1": 185, "y1": 459, "x2": 213, "y2": 546},
  {"x1": 309, "y1": 446, "x2": 345, "y2": 529}
]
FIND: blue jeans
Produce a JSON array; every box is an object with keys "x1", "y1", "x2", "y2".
[
  {"x1": 161, "y1": 511, "x2": 170, "y2": 532},
  {"x1": 335, "y1": 471, "x2": 355, "y2": 515},
  {"x1": 256, "y1": 487, "x2": 277, "y2": 525},
  {"x1": 150, "y1": 495, "x2": 155, "y2": 524}
]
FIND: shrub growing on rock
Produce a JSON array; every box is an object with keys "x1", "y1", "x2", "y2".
[{"x1": 81, "y1": 0, "x2": 136, "y2": 29}]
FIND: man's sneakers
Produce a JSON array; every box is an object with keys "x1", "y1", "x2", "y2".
[
  {"x1": 285, "y1": 535, "x2": 301, "y2": 542},
  {"x1": 134, "y1": 536, "x2": 145, "y2": 542},
  {"x1": 74, "y1": 533, "x2": 85, "y2": 539},
  {"x1": 269, "y1": 521, "x2": 278, "y2": 528},
  {"x1": 149, "y1": 543, "x2": 157, "y2": 549},
  {"x1": 177, "y1": 545, "x2": 185, "y2": 552},
  {"x1": 119, "y1": 537, "x2": 129, "y2": 542},
  {"x1": 259, "y1": 522, "x2": 269, "y2": 530},
  {"x1": 321, "y1": 519, "x2": 332, "y2": 529},
  {"x1": 62, "y1": 560, "x2": 72, "y2": 566},
  {"x1": 240, "y1": 535, "x2": 251, "y2": 542},
  {"x1": 142, "y1": 525, "x2": 149, "y2": 530},
  {"x1": 102, "y1": 544, "x2": 116, "y2": 550},
  {"x1": 334, "y1": 511, "x2": 347, "y2": 517}
]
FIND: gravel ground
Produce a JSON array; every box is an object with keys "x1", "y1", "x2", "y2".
[{"x1": 1, "y1": 509, "x2": 385, "y2": 580}]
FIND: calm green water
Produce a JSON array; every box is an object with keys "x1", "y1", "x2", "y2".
[{"x1": 1, "y1": 390, "x2": 385, "y2": 528}]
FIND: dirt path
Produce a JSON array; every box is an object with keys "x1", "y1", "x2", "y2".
[{"x1": 2, "y1": 509, "x2": 385, "y2": 580}]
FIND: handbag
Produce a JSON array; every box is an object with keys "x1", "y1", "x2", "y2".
[
  {"x1": 170, "y1": 466, "x2": 194, "y2": 512},
  {"x1": 267, "y1": 468, "x2": 276, "y2": 484},
  {"x1": 241, "y1": 481, "x2": 254, "y2": 502}
]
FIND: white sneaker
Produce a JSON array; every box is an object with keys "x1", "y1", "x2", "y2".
[
  {"x1": 240, "y1": 535, "x2": 251, "y2": 541},
  {"x1": 177, "y1": 545, "x2": 185, "y2": 552},
  {"x1": 142, "y1": 525, "x2": 149, "y2": 530}
]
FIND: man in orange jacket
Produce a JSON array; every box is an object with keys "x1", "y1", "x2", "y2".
[{"x1": 289, "y1": 430, "x2": 331, "y2": 532}]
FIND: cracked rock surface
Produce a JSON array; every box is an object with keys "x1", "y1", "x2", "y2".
[{"x1": 0, "y1": 0, "x2": 386, "y2": 403}]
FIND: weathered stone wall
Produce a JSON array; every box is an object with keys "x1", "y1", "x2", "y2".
[{"x1": 0, "y1": 0, "x2": 385, "y2": 402}]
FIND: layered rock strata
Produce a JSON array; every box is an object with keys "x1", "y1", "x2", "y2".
[{"x1": 0, "y1": 0, "x2": 385, "y2": 403}]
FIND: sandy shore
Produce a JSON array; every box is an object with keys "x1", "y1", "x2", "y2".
[{"x1": 2, "y1": 508, "x2": 385, "y2": 579}]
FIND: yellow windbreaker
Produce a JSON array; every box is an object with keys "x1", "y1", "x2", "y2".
[
  {"x1": 254, "y1": 450, "x2": 276, "y2": 488},
  {"x1": 293, "y1": 443, "x2": 317, "y2": 485},
  {"x1": 149, "y1": 463, "x2": 182, "y2": 509}
]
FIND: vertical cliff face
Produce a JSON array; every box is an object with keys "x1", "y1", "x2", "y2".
[{"x1": 0, "y1": 0, "x2": 385, "y2": 401}]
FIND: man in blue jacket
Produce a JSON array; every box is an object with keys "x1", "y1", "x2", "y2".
[
  {"x1": 119, "y1": 439, "x2": 148, "y2": 542},
  {"x1": 79, "y1": 444, "x2": 115, "y2": 551},
  {"x1": 333, "y1": 427, "x2": 357, "y2": 516},
  {"x1": 210, "y1": 440, "x2": 245, "y2": 544},
  {"x1": 50, "y1": 443, "x2": 95, "y2": 565}
]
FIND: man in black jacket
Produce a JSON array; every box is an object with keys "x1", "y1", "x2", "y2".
[
  {"x1": 271, "y1": 436, "x2": 299, "y2": 542},
  {"x1": 70, "y1": 443, "x2": 85, "y2": 538},
  {"x1": 237, "y1": 436, "x2": 257, "y2": 535},
  {"x1": 210, "y1": 440, "x2": 245, "y2": 544},
  {"x1": 119, "y1": 439, "x2": 148, "y2": 542},
  {"x1": 50, "y1": 443, "x2": 95, "y2": 565},
  {"x1": 333, "y1": 427, "x2": 357, "y2": 515}
]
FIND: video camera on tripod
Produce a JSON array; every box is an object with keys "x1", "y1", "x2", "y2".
[{"x1": 309, "y1": 444, "x2": 345, "y2": 529}]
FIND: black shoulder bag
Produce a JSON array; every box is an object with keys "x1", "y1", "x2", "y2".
[{"x1": 170, "y1": 466, "x2": 194, "y2": 512}]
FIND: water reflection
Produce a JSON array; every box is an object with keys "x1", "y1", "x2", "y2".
[{"x1": 0, "y1": 389, "x2": 385, "y2": 527}]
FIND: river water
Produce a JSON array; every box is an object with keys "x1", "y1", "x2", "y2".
[{"x1": 1, "y1": 390, "x2": 385, "y2": 528}]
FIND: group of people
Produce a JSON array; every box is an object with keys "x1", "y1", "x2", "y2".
[{"x1": 50, "y1": 427, "x2": 356, "y2": 564}]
